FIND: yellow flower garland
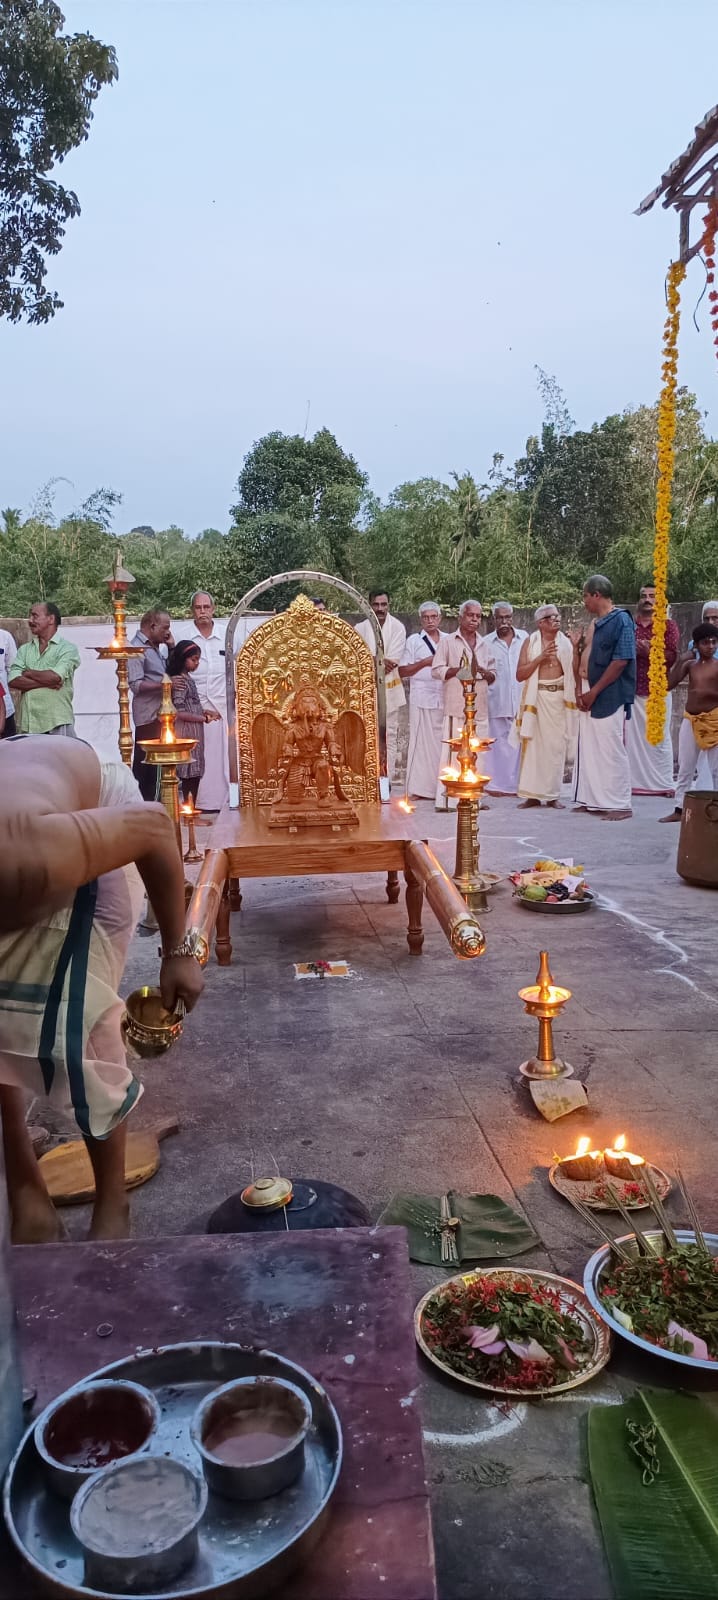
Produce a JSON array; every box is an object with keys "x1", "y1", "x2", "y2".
[{"x1": 646, "y1": 260, "x2": 685, "y2": 745}]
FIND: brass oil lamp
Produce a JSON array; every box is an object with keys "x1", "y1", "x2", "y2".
[
  {"x1": 181, "y1": 794, "x2": 203, "y2": 863},
  {"x1": 93, "y1": 546, "x2": 145, "y2": 767},
  {"x1": 138, "y1": 677, "x2": 197, "y2": 855},
  {"x1": 440, "y1": 665, "x2": 496, "y2": 913},
  {"x1": 518, "y1": 950, "x2": 574, "y2": 1080}
]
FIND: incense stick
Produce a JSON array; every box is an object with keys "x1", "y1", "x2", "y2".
[
  {"x1": 559, "y1": 1186, "x2": 633, "y2": 1261},
  {"x1": 603, "y1": 1185, "x2": 657, "y2": 1256},
  {"x1": 638, "y1": 1165, "x2": 679, "y2": 1250},
  {"x1": 673, "y1": 1160, "x2": 709, "y2": 1255}
]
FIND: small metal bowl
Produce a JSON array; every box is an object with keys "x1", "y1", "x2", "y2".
[
  {"x1": 34, "y1": 1380, "x2": 160, "y2": 1501},
  {"x1": 191, "y1": 1376, "x2": 311, "y2": 1501},
  {"x1": 70, "y1": 1455, "x2": 207, "y2": 1594},
  {"x1": 122, "y1": 986, "x2": 185, "y2": 1058}
]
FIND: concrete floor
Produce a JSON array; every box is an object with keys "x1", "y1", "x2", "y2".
[{"x1": 60, "y1": 792, "x2": 718, "y2": 1597}]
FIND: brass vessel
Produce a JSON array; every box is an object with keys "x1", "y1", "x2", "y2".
[{"x1": 122, "y1": 987, "x2": 185, "y2": 1058}]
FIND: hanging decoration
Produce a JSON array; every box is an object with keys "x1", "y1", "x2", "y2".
[
  {"x1": 646, "y1": 260, "x2": 686, "y2": 745},
  {"x1": 699, "y1": 198, "x2": 718, "y2": 362}
]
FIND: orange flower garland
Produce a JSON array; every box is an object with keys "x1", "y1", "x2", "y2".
[{"x1": 647, "y1": 259, "x2": 685, "y2": 745}]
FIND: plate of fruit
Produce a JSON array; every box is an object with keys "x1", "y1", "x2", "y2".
[{"x1": 511, "y1": 859, "x2": 594, "y2": 912}]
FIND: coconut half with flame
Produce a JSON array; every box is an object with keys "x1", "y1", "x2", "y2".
[
  {"x1": 556, "y1": 1137, "x2": 603, "y2": 1182},
  {"x1": 603, "y1": 1133, "x2": 645, "y2": 1181}
]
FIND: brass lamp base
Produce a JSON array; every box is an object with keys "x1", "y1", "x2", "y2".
[{"x1": 519, "y1": 1055, "x2": 574, "y2": 1081}]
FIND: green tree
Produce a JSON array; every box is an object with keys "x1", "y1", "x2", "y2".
[
  {"x1": 230, "y1": 428, "x2": 367, "y2": 581},
  {"x1": 352, "y1": 479, "x2": 457, "y2": 609},
  {"x1": 0, "y1": 0, "x2": 117, "y2": 323}
]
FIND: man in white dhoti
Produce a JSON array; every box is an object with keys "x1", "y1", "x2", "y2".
[
  {"x1": 511, "y1": 606, "x2": 576, "y2": 808},
  {"x1": 398, "y1": 602, "x2": 448, "y2": 799},
  {"x1": 355, "y1": 590, "x2": 406, "y2": 783},
  {"x1": 572, "y1": 576, "x2": 636, "y2": 821},
  {"x1": 432, "y1": 600, "x2": 495, "y2": 811},
  {"x1": 626, "y1": 584, "x2": 679, "y2": 797},
  {"x1": 0, "y1": 738, "x2": 203, "y2": 1242},
  {"x1": 482, "y1": 603, "x2": 527, "y2": 795},
  {"x1": 188, "y1": 591, "x2": 229, "y2": 811}
]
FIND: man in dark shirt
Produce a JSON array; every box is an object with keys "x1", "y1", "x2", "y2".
[
  {"x1": 572, "y1": 575, "x2": 635, "y2": 820},
  {"x1": 626, "y1": 584, "x2": 680, "y2": 797}
]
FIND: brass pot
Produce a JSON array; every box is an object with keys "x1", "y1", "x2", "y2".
[{"x1": 122, "y1": 987, "x2": 185, "y2": 1058}]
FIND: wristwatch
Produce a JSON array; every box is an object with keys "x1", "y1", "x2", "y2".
[{"x1": 159, "y1": 933, "x2": 202, "y2": 961}]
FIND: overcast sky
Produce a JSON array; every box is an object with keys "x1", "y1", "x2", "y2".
[{"x1": 2, "y1": 0, "x2": 717, "y2": 534}]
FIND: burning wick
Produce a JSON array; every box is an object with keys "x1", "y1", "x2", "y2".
[
  {"x1": 558, "y1": 1134, "x2": 602, "y2": 1181},
  {"x1": 397, "y1": 798, "x2": 414, "y2": 814},
  {"x1": 604, "y1": 1132, "x2": 645, "y2": 1178}
]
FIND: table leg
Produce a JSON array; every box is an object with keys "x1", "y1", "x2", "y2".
[
  {"x1": 228, "y1": 876, "x2": 242, "y2": 912},
  {"x1": 404, "y1": 866, "x2": 424, "y2": 955},
  {"x1": 386, "y1": 870, "x2": 400, "y2": 904},
  {"x1": 215, "y1": 882, "x2": 233, "y2": 966}
]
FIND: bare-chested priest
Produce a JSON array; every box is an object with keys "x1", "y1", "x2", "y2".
[{"x1": 0, "y1": 736, "x2": 204, "y2": 1243}]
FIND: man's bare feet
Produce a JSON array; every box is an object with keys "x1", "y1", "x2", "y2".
[
  {"x1": 659, "y1": 809, "x2": 682, "y2": 823},
  {"x1": 599, "y1": 810, "x2": 633, "y2": 821},
  {"x1": 10, "y1": 1184, "x2": 66, "y2": 1245},
  {"x1": 88, "y1": 1199, "x2": 131, "y2": 1241},
  {"x1": 546, "y1": 800, "x2": 565, "y2": 809},
  {"x1": 517, "y1": 798, "x2": 541, "y2": 808},
  {"x1": 572, "y1": 804, "x2": 587, "y2": 812}
]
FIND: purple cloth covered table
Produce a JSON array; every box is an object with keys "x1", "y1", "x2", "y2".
[{"x1": 5, "y1": 1226, "x2": 436, "y2": 1600}]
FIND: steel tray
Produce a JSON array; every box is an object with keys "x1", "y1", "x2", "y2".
[
  {"x1": 583, "y1": 1229, "x2": 718, "y2": 1372},
  {"x1": 3, "y1": 1342, "x2": 342, "y2": 1600}
]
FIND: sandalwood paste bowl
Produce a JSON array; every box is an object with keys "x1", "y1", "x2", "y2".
[
  {"x1": 190, "y1": 1375, "x2": 312, "y2": 1501},
  {"x1": 70, "y1": 1454, "x2": 207, "y2": 1594},
  {"x1": 34, "y1": 1380, "x2": 160, "y2": 1502}
]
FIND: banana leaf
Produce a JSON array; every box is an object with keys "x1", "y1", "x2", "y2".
[
  {"x1": 377, "y1": 1191, "x2": 538, "y2": 1265},
  {"x1": 588, "y1": 1390, "x2": 718, "y2": 1599}
]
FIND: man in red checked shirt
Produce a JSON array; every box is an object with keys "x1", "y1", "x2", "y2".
[{"x1": 625, "y1": 584, "x2": 680, "y2": 796}]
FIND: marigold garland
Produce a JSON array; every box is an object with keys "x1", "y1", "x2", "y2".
[{"x1": 646, "y1": 259, "x2": 685, "y2": 745}]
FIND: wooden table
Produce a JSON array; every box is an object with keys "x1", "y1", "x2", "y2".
[
  {"x1": 208, "y1": 801, "x2": 431, "y2": 963},
  {"x1": 6, "y1": 1228, "x2": 436, "y2": 1600}
]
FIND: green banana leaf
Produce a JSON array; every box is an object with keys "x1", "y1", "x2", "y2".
[
  {"x1": 588, "y1": 1390, "x2": 718, "y2": 1599},
  {"x1": 377, "y1": 1191, "x2": 538, "y2": 1266}
]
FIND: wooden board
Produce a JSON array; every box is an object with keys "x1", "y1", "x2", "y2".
[{"x1": 38, "y1": 1118, "x2": 179, "y2": 1205}]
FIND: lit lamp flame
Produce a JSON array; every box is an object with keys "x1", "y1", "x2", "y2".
[
  {"x1": 604, "y1": 1132, "x2": 645, "y2": 1172},
  {"x1": 575, "y1": 1136, "x2": 591, "y2": 1158},
  {"x1": 397, "y1": 797, "x2": 414, "y2": 814}
]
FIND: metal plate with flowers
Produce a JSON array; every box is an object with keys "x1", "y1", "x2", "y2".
[{"x1": 415, "y1": 1267, "x2": 612, "y2": 1397}]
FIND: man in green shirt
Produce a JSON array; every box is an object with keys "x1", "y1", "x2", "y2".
[{"x1": 8, "y1": 602, "x2": 81, "y2": 734}]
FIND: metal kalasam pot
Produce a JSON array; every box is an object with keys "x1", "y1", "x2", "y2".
[{"x1": 677, "y1": 792, "x2": 718, "y2": 888}]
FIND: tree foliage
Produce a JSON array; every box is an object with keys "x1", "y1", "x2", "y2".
[
  {"x1": 2, "y1": 386, "x2": 717, "y2": 621},
  {"x1": 0, "y1": 0, "x2": 117, "y2": 324}
]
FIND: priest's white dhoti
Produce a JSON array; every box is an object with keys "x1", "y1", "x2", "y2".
[
  {"x1": 516, "y1": 689, "x2": 567, "y2": 803},
  {"x1": 435, "y1": 715, "x2": 490, "y2": 810},
  {"x1": 573, "y1": 699, "x2": 632, "y2": 812},
  {"x1": 406, "y1": 704, "x2": 444, "y2": 799},
  {"x1": 485, "y1": 715, "x2": 520, "y2": 794},
  {"x1": 626, "y1": 693, "x2": 674, "y2": 796}
]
